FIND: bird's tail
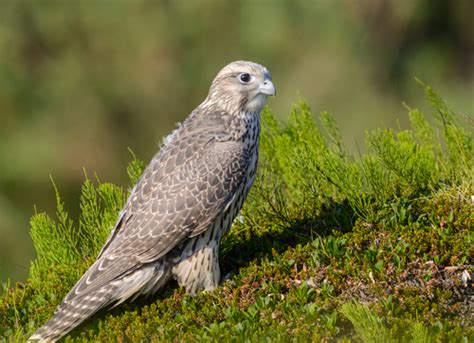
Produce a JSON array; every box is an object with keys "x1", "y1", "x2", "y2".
[
  {"x1": 28, "y1": 262, "x2": 171, "y2": 342},
  {"x1": 28, "y1": 286, "x2": 117, "y2": 342}
]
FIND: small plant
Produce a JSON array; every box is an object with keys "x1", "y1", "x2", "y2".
[
  {"x1": 340, "y1": 301, "x2": 393, "y2": 343},
  {"x1": 340, "y1": 301, "x2": 436, "y2": 343}
]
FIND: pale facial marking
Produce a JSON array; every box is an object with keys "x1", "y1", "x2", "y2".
[{"x1": 207, "y1": 61, "x2": 275, "y2": 113}]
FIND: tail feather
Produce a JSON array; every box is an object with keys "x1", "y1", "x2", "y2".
[
  {"x1": 28, "y1": 262, "x2": 169, "y2": 342},
  {"x1": 28, "y1": 287, "x2": 116, "y2": 342}
]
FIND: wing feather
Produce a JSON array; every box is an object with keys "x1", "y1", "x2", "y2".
[{"x1": 66, "y1": 110, "x2": 250, "y2": 297}]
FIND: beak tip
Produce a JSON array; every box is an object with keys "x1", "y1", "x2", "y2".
[{"x1": 261, "y1": 80, "x2": 276, "y2": 97}]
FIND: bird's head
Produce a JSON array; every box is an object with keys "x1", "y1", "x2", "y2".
[{"x1": 206, "y1": 60, "x2": 276, "y2": 114}]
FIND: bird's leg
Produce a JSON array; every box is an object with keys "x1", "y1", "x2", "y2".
[{"x1": 221, "y1": 271, "x2": 232, "y2": 283}]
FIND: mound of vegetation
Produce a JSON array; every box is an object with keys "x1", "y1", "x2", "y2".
[{"x1": 1, "y1": 85, "x2": 472, "y2": 342}]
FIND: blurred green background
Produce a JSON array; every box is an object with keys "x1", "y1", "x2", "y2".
[{"x1": 0, "y1": 0, "x2": 472, "y2": 284}]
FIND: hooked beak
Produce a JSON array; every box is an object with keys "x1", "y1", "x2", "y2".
[{"x1": 259, "y1": 79, "x2": 276, "y2": 96}]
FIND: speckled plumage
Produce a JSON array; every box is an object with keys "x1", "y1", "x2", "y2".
[{"x1": 29, "y1": 61, "x2": 275, "y2": 342}]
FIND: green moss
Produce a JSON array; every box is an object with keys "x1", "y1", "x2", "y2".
[{"x1": 1, "y1": 85, "x2": 472, "y2": 342}]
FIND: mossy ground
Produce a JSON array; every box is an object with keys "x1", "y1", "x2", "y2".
[{"x1": 1, "y1": 85, "x2": 472, "y2": 342}]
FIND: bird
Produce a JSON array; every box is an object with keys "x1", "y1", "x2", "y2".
[{"x1": 29, "y1": 60, "x2": 276, "y2": 342}]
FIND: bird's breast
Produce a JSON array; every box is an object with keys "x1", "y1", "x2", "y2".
[{"x1": 230, "y1": 111, "x2": 261, "y2": 144}]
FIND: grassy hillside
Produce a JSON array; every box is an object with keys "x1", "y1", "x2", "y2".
[{"x1": 1, "y1": 85, "x2": 472, "y2": 342}]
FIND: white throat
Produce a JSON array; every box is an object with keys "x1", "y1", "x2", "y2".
[{"x1": 245, "y1": 94, "x2": 268, "y2": 113}]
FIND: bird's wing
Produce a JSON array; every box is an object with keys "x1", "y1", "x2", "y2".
[{"x1": 67, "y1": 113, "x2": 251, "y2": 297}]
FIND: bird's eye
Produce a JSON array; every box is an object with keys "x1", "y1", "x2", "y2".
[{"x1": 239, "y1": 73, "x2": 251, "y2": 83}]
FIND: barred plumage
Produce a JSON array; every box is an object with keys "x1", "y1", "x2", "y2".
[{"x1": 29, "y1": 60, "x2": 275, "y2": 342}]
